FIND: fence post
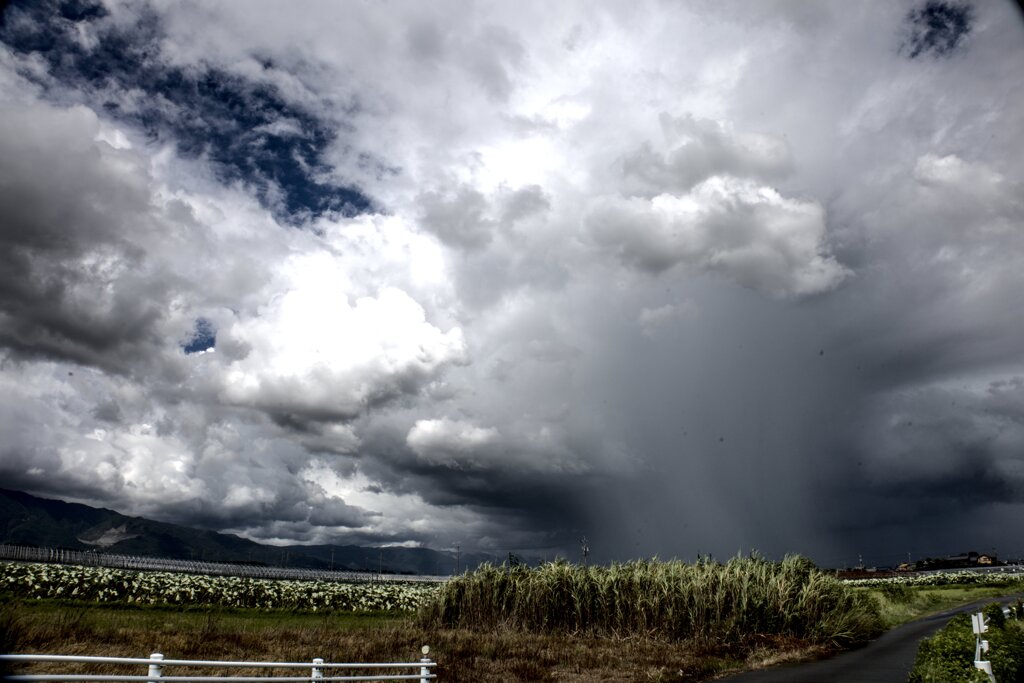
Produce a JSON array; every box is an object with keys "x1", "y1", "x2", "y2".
[
  {"x1": 311, "y1": 658, "x2": 323, "y2": 681},
  {"x1": 147, "y1": 653, "x2": 164, "y2": 683},
  {"x1": 420, "y1": 646, "x2": 431, "y2": 683}
]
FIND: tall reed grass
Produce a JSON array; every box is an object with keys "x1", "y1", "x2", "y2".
[{"x1": 420, "y1": 555, "x2": 882, "y2": 646}]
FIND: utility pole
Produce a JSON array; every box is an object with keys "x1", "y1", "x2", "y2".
[
  {"x1": 330, "y1": 548, "x2": 335, "y2": 571},
  {"x1": 378, "y1": 549, "x2": 383, "y2": 579},
  {"x1": 455, "y1": 544, "x2": 460, "y2": 575},
  {"x1": 580, "y1": 536, "x2": 590, "y2": 567}
]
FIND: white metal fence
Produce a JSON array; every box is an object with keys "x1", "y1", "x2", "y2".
[
  {"x1": 0, "y1": 653, "x2": 437, "y2": 683},
  {"x1": 0, "y1": 545, "x2": 448, "y2": 584}
]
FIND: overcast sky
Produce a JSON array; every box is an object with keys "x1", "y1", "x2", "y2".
[{"x1": 0, "y1": 0, "x2": 1022, "y2": 567}]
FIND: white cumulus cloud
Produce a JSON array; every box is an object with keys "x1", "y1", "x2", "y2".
[
  {"x1": 587, "y1": 175, "x2": 850, "y2": 297},
  {"x1": 220, "y1": 252, "x2": 467, "y2": 421}
]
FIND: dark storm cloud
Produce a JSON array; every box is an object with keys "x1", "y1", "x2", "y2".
[
  {"x1": 902, "y1": 1, "x2": 973, "y2": 59},
  {"x1": 0, "y1": 103, "x2": 166, "y2": 372},
  {"x1": 814, "y1": 420, "x2": 1023, "y2": 564},
  {"x1": 404, "y1": 459, "x2": 596, "y2": 551},
  {"x1": 0, "y1": 0, "x2": 374, "y2": 223},
  {"x1": 162, "y1": 480, "x2": 376, "y2": 532},
  {"x1": 91, "y1": 399, "x2": 123, "y2": 423},
  {"x1": 851, "y1": 378, "x2": 1024, "y2": 503},
  {"x1": 872, "y1": 449, "x2": 1021, "y2": 508},
  {"x1": 333, "y1": 411, "x2": 609, "y2": 552}
]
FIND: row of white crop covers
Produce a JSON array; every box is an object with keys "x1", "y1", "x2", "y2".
[
  {"x1": 6, "y1": 560, "x2": 1023, "y2": 610},
  {"x1": 846, "y1": 568, "x2": 1024, "y2": 587},
  {"x1": 0, "y1": 561, "x2": 441, "y2": 612}
]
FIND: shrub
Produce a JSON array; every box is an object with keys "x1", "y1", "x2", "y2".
[
  {"x1": 879, "y1": 581, "x2": 914, "y2": 604},
  {"x1": 984, "y1": 602, "x2": 1006, "y2": 629},
  {"x1": 910, "y1": 604, "x2": 1024, "y2": 682}
]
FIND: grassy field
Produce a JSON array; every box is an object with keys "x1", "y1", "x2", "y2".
[
  {"x1": 0, "y1": 599, "x2": 806, "y2": 682},
  {"x1": 2, "y1": 559, "x2": 1022, "y2": 682}
]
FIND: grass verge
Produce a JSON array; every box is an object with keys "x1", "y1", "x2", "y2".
[
  {"x1": 862, "y1": 583, "x2": 1024, "y2": 629},
  {"x1": 0, "y1": 599, "x2": 811, "y2": 682},
  {"x1": 908, "y1": 602, "x2": 1024, "y2": 682}
]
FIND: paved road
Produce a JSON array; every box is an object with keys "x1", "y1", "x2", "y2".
[{"x1": 720, "y1": 595, "x2": 1021, "y2": 683}]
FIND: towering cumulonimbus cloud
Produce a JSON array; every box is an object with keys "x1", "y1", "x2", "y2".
[{"x1": 0, "y1": 0, "x2": 1022, "y2": 566}]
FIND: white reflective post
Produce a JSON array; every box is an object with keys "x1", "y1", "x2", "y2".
[
  {"x1": 420, "y1": 646, "x2": 431, "y2": 683},
  {"x1": 973, "y1": 612, "x2": 996, "y2": 682},
  {"x1": 974, "y1": 659, "x2": 995, "y2": 681},
  {"x1": 147, "y1": 653, "x2": 163, "y2": 683}
]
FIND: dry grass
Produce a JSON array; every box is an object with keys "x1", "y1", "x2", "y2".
[
  {"x1": 0, "y1": 601, "x2": 823, "y2": 683},
  {"x1": 421, "y1": 556, "x2": 882, "y2": 647}
]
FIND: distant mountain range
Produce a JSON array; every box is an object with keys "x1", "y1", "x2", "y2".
[{"x1": 0, "y1": 489, "x2": 498, "y2": 576}]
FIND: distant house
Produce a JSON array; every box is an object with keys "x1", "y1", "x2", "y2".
[
  {"x1": 911, "y1": 550, "x2": 1000, "y2": 571},
  {"x1": 943, "y1": 552, "x2": 977, "y2": 566}
]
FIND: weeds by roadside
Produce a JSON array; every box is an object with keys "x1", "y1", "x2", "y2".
[
  {"x1": 909, "y1": 603, "x2": 1024, "y2": 682},
  {"x1": 861, "y1": 582, "x2": 1024, "y2": 629}
]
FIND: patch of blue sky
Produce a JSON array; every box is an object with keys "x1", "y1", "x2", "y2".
[
  {"x1": 0, "y1": 0, "x2": 375, "y2": 223},
  {"x1": 183, "y1": 318, "x2": 216, "y2": 355},
  {"x1": 903, "y1": 0, "x2": 973, "y2": 59}
]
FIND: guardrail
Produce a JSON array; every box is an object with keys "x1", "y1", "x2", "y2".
[
  {"x1": 0, "y1": 652, "x2": 438, "y2": 683},
  {"x1": 0, "y1": 545, "x2": 448, "y2": 584}
]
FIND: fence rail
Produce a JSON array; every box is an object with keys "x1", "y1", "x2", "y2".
[
  {"x1": 0, "y1": 653, "x2": 437, "y2": 683},
  {"x1": 0, "y1": 545, "x2": 448, "y2": 584}
]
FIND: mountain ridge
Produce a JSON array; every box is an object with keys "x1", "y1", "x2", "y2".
[{"x1": 0, "y1": 488, "x2": 497, "y2": 575}]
